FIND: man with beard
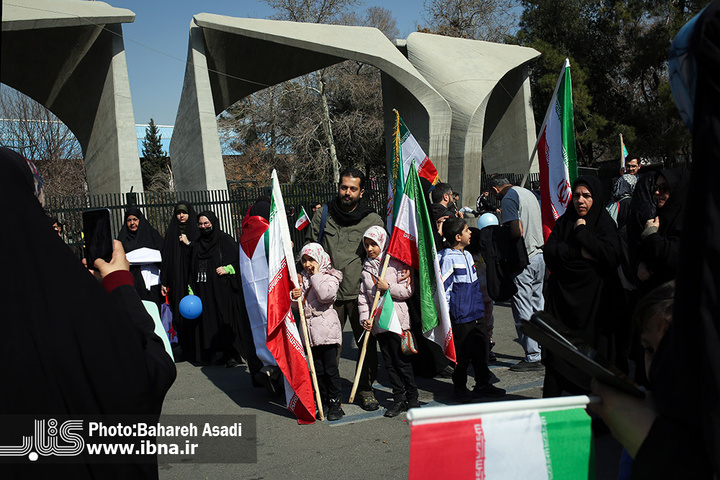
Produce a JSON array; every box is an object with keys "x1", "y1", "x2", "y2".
[{"x1": 305, "y1": 168, "x2": 384, "y2": 410}]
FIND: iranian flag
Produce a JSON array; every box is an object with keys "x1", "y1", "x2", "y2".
[
  {"x1": 408, "y1": 396, "x2": 594, "y2": 479},
  {"x1": 295, "y1": 206, "x2": 310, "y2": 231},
  {"x1": 537, "y1": 58, "x2": 578, "y2": 242},
  {"x1": 267, "y1": 170, "x2": 316, "y2": 424},
  {"x1": 387, "y1": 163, "x2": 455, "y2": 362},
  {"x1": 374, "y1": 290, "x2": 402, "y2": 335},
  {"x1": 386, "y1": 111, "x2": 440, "y2": 230}
]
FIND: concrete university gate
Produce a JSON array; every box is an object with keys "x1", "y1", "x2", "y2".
[
  {"x1": 170, "y1": 15, "x2": 540, "y2": 202},
  {"x1": 1, "y1": 0, "x2": 143, "y2": 194}
]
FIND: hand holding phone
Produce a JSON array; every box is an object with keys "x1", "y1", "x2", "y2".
[{"x1": 83, "y1": 208, "x2": 113, "y2": 268}]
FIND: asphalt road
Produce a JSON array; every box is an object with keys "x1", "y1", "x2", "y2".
[{"x1": 158, "y1": 303, "x2": 622, "y2": 480}]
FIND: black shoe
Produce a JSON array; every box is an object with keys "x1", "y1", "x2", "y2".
[
  {"x1": 473, "y1": 383, "x2": 506, "y2": 398},
  {"x1": 488, "y1": 351, "x2": 497, "y2": 363},
  {"x1": 454, "y1": 387, "x2": 472, "y2": 403},
  {"x1": 509, "y1": 360, "x2": 544, "y2": 372},
  {"x1": 384, "y1": 400, "x2": 408, "y2": 417},
  {"x1": 438, "y1": 365, "x2": 455, "y2": 378},
  {"x1": 225, "y1": 358, "x2": 241, "y2": 368},
  {"x1": 406, "y1": 397, "x2": 421, "y2": 409},
  {"x1": 359, "y1": 396, "x2": 380, "y2": 411},
  {"x1": 327, "y1": 399, "x2": 345, "y2": 421}
]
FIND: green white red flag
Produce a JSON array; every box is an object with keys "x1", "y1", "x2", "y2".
[
  {"x1": 294, "y1": 206, "x2": 310, "y2": 231},
  {"x1": 267, "y1": 170, "x2": 316, "y2": 424},
  {"x1": 537, "y1": 58, "x2": 578, "y2": 241},
  {"x1": 386, "y1": 163, "x2": 455, "y2": 362},
  {"x1": 408, "y1": 396, "x2": 594, "y2": 479},
  {"x1": 374, "y1": 290, "x2": 402, "y2": 335},
  {"x1": 387, "y1": 111, "x2": 440, "y2": 230}
]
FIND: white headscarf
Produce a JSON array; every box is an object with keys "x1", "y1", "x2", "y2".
[
  {"x1": 362, "y1": 226, "x2": 388, "y2": 276},
  {"x1": 300, "y1": 242, "x2": 332, "y2": 275}
]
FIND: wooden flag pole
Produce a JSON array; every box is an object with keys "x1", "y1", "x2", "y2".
[
  {"x1": 349, "y1": 254, "x2": 391, "y2": 404},
  {"x1": 295, "y1": 285, "x2": 325, "y2": 421}
]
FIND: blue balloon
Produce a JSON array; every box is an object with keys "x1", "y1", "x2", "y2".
[
  {"x1": 179, "y1": 295, "x2": 203, "y2": 319},
  {"x1": 477, "y1": 213, "x2": 499, "y2": 230}
]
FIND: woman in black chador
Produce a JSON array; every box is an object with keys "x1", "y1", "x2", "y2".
[
  {"x1": 188, "y1": 210, "x2": 244, "y2": 366},
  {"x1": 543, "y1": 175, "x2": 622, "y2": 397},
  {"x1": 117, "y1": 207, "x2": 164, "y2": 306},
  {"x1": 161, "y1": 201, "x2": 200, "y2": 357}
]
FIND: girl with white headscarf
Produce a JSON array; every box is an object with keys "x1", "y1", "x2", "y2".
[
  {"x1": 291, "y1": 242, "x2": 344, "y2": 420},
  {"x1": 358, "y1": 226, "x2": 418, "y2": 417}
]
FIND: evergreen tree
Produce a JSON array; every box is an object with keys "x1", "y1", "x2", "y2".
[{"x1": 141, "y1": 118, "x2": 170, "y2": 190}]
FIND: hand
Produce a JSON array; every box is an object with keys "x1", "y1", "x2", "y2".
[
  {"x1": 179, "y1": 233, "x2": 190, "y2": 245},
  {"x1": 361, "y1": 319, "x2": 372, "y2": 331},
  {"x1": 216, "y1": 267, "x2": 227, "y2": 276},
  {"x1": 291, "y1": 288, "x2": 302, "y2": 300},
  {"x1": 637, "y1": 262, "x2": 652, "y2": 281},
  {"x1": 575, "y1": 218, "x2": 586, "y2": 228},
  {"x1": 457, "y1": 210, "x2": 464, "y2": 218},
  {"x1": 645, "y1": 217, "x2": 660, "y2": 230},
  {"x1": 297, "y1": 273, "x2": 303, "y2": 286},
  {"x1": 309, "y1": 264, "x2": 319, "y2": 275},
  {"x1": 376, "y1": 277, "x2": 389, "y2": 292},
  {"x1": 161, "y1": 285, "x2": 168, "y2": 297},
  {"x1": 436, "y1": 215, "x2": 450, "y2": 236},
  {"x1": 590, "y1": 379, "x2": 657, "y2": 458},
  {"x1": 86, "y1": 240, "x2": 130, "y2": 281},
  {"x1": 399, "y1": 267, "x2": 413, "y2": 288}
]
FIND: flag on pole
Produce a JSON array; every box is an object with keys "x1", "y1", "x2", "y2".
[
  {"x1": 268, "y1": 170, "x2": 316, "y2": 424},
  {"x1": 408, "y1": 396, "x2": 594, "y2": 479},
  {"x1": 537, "y1": 58, "x2": 578, "y2": 242},
  {"x1": 294, "y1": 206, "x2": 310, "y2": 231},
  {"x1": 239, "y1": 208, "x2": 277, "y2": 368},
  {"x1": 387, "y1": 163, "x2": 455, "y2": 362},
  {"x1": 374, "y1": 290, "x2": 402, "y2": 334},
  {"x1": 620, "y1": 134, "x2": 628, "y2": 172},
  {"x1": 386, "y1": 111, "x2": 440, "y2": 230}
]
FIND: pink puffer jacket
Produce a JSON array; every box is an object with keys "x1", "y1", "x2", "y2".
[
  {"x1": 296, "y1": 270, "x2": 343, "y2": 347},
  {"x1": 358, "y1": 257, "x2": 414, "y2": 335}
]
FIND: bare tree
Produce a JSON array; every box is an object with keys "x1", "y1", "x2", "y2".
[
  {"x1": 420, "y1": 0, "x2": 520, "y2": 42},
  {"x1": 0, "y1": 85, "x2": 86, "y2": 196}
]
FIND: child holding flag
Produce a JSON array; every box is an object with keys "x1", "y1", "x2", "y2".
[
  {"x1": 439, "y1": 217, "x2": 506, "y2": 402},
  {"x1": 359, "y1": 226, "x2": 419, "y2": 417},
  {"x1": 291, "y1": 243, "x2": 345, "y2": 421}
]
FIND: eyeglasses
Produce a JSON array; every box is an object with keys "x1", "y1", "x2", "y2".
[{"x1": 652, "y1": 184, "x2": 669, "y2": 194}]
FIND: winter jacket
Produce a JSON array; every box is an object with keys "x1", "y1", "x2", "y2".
[
  {"x1": 294, "y1": 270, "x2": 343, "y2": 347},
  {"x1": 305, "y1": 206, "x2": 384, "y2": 301},
  {"x1": 439, "y1": 248, "x2": 485, "y2": 324},
  {"x1": 358, "y1": 257, "x2": 414, "y2": 335}
]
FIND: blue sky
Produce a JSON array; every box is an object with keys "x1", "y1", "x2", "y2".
[{"x1": 108, "y1": 1, "x2": 427, "y2": 126}]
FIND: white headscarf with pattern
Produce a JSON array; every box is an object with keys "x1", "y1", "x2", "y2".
[{"x1": 362, "y1": 226, "x2": 388, "y2": 276}]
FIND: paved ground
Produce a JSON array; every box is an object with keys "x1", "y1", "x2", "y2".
[{"x1": 158, "y1": 303, "x2": 622, "y2": 479}]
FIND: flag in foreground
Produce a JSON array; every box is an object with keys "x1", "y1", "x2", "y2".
[
  {"x1": 374, "y1": 290, "x2": 402, "y2": 335},
  {"x1": 387, "y1": 164, "x2": 455, "y2": 362},
  {"x1": 386, "y1": 111, "x2": 440, "y2": 230},
  {"x1": 267, "y1": 170, "x2": 316, "y2": 424},
  {"x1": 537, "y1": 58, "x2": 578, "y2": 242},
  {"x1": 295, "y1": 206, "x2": 310, "y2": 231},
  {"x1": 408, "y1": 397, "x2": 593, "y2": 479}
]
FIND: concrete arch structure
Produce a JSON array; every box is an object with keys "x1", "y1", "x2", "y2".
[
  {"x1": 401, "y1": 33, "x2": 540, "y2": 204},
  {"x1": 170, "y1": 14, "x2": 452, "y2": 191},
  {"x1": 1, "y1": 0, "x2": 142, "y2": 194}
]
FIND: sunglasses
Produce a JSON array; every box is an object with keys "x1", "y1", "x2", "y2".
[{"x1": 652, "y1": 184, "x2": 669, "y2": 194}]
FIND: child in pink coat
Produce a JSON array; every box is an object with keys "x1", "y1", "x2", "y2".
[
  {"x1": 292, "y1": 243, "x2": 344, "y2": 421},
  {"x1": 359, "y1": 226, "x2": 419, "y2": 417}
]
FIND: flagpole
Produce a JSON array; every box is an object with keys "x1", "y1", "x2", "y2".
[
  {"x1": 349, "y1": 253, "x2": 392, "y2": 404},
  {"x1": 620, "y1": 134, "x2": 626, "y2": 173},
  {"x1": 295, "y1": 291, "x2": 325, "y2": 421},
  {"x1": 521, "y1": 59, "x2": 570, "y2": 188}
]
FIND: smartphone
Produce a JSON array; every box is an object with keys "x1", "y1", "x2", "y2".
[{"x1": 83, "y1": 208, "x2": 113, "y2": 267}]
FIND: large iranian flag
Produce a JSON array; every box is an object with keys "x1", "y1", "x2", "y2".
[
  {"x1": 267, "y1": 170, "x2": 316, "y2": 424},
  {"x1": 386, "y1": 111, "x2": 440, "y2": 230},
  {"x1": 387, "y1": 163, "x2": 455, "y2": 362},
  {"x1": 537, "y1": 58, "x2": 578, "y2": 242},
  {"x1": 408, "y1": 396, "x2": 594, "y2": 479}
]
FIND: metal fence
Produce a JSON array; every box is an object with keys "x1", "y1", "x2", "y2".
[{"x1": 45, "y1": 182, "x2": 389, "y2": 258}]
